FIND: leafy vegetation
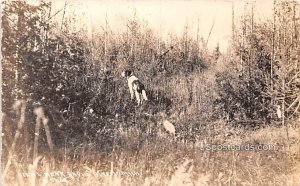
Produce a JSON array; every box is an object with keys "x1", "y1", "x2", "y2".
[{"x1": 1, "y1": 0, "x2": 300, "y2": 185}]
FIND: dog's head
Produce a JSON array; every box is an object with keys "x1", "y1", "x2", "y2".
[{"x1": 121, "y1": 70, "x2": 133, "y2": 78}]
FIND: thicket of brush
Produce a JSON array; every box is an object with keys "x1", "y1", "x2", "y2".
[
  {"x1": 1, "y1": 1, "x2": 300, "y2": 185},
  {"x1": 215, "y1": 1, "x2": 300, "y2": 124}
]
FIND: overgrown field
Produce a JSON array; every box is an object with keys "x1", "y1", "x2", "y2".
[
  {"x1": 2, "y1": 1, "x2": 300, "y2": 185},
  {"x1": 3, "y1": 113, "x2": 300, "y2": 185}
]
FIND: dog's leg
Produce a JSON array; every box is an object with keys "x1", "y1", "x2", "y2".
[
  {"x1": 140, "y1": 93, "x2": 143, "y2": 104},
  {"x1": 142, "y1": 90, "x2": 148, "y2": 101},
  {"x1": 129, "y1": 83, "x2": 134, "y2": 101},
  {"x1": 135, "y1": 91, "x2": 141, "y2": 105}
]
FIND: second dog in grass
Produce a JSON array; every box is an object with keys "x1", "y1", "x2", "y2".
[{"x1": 122, "y1": 70, "x2": 148, "y2": 105}]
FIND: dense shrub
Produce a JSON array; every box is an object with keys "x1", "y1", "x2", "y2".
[{"x1": 214, "y1": 1, "x2": 300, "y2": 124}]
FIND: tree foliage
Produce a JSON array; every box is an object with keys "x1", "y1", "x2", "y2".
[
  {"x1": 215, "y1": 1, "x2": 300, "y2": 124},
  {"x1": 2, "y1": 1, "x2": 212, "y2": 150}
]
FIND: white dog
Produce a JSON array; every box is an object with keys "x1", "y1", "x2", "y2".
[{"x1": 122, "y1": 70, "x2": 148, "y2": 105}]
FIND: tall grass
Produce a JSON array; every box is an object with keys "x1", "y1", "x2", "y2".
[
  {"x1": 1, "y1": 1, "x2": 300, "y2": 185},
  {"x1": 2, "y1": 102, "x2": 300, "y2": 185}
]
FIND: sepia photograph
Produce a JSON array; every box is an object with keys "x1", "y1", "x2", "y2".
[{"x1": 1, "y1": 0, "x2": 300, "y2": 185}]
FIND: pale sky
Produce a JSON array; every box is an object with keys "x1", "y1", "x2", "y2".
[{"x1": 44, "y1": 0, "x2": 276, "y2": 52}]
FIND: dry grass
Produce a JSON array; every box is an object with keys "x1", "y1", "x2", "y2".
[
  {"x1": 2, "y1": 67, "x2": 299, "y2": 186},
  {"x1": 2, "y1": 117, "x2": 300, "y2": 186}
]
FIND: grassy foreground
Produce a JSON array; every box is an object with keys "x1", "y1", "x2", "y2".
[{"x1": 2, "y1": 120, "x2": 300, "y2": 186}]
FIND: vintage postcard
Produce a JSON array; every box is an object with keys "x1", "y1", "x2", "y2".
[{"x1": 1, "y1": 0, "x2": 300, "y2": 185}]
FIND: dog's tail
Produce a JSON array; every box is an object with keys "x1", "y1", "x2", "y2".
[{"x1": 142, "y1": 90, "x2": 148, "y2": 101}]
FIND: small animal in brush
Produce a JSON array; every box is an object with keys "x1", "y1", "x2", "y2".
[{"x1": 122, "y1": 70, "x2": 148, "y2": 105}]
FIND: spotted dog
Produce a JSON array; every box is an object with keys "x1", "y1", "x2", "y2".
[{"x1": 122, "y1": 70, "x2": 148, "y2": 105}]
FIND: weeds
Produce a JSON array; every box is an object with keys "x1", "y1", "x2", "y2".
[{"x1": 2, "y1": 1, "x2": 300, "y2": 185}]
